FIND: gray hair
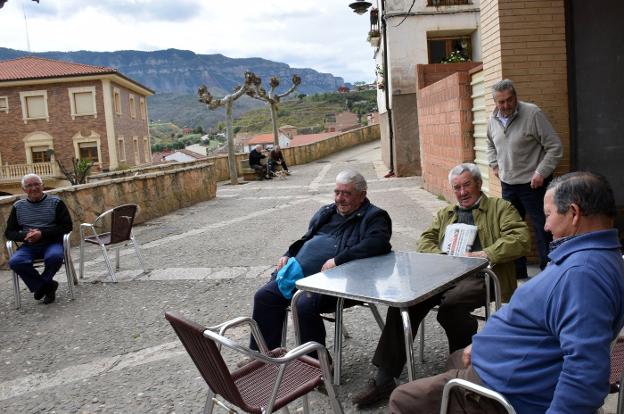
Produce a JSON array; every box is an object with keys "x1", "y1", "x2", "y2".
[
  {"x1": 336, "y1": 169, "x2": 367, "y2": 193},
  {"x1": 448, "y1": 163, "x2": 482, "y2": 185},
  {"x1": 492, "y1": 79, "x2": 517, "y2": 99},
  {"x1": 547, "y1": 172, "x2": 616, "y2": 218},
  {"x1": 255, "y1": 145, "x2": 262, "y2": 151},
  {"x1": 21, "y1": 173, "x2": 42, "y2": 189}
]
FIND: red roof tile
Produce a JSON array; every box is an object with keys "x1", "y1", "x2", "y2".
[
  {"x1": 290, "y1": 132, "x2": 338, "y2": 147},
  {"x1": 247, "y1": 133, "x2": 276, "y2": 145},
  {"x1": 0, "y1": 56, "x2": 116, "y2": 82}
]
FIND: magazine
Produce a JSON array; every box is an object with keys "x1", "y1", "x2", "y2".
[{"x1": 441, "y1": 223, "x2": 478, "y2": 256}]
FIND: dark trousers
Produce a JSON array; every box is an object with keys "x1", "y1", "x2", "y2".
[
  {"x1": 389, "y1": 349, "x2": 508, "y2": 414},
  {"x1": 501, "y1": 179, "x2": 552, "y2": 273},
  {"x1": 251, "y1": 278, "x2": 356, "y2": 351},
  {"x1": 372, "y1": 274, "x2": 487, "y2": 378},
  {"x1": 251, "y1": 164, "x2": 268, "y2": 179},
  {"x1": 269, "y1": 159, "x2": 288, "y2": 173},
  {"x1": 8, "y1": 242, "x2": 64, "y2": 293}
]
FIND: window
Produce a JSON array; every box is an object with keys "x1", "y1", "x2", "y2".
[
  {"x1": 31, "y1": 145, "x2": 51, "y2": 163},
  {"x1": 143, "y1": 137, "x2": 150, "y2": 162},
  {"x1": 0, "y1": 96, "x2": 8, "y2": 113},
  {"x1": 68, "y1": 86, "x2": 97, "y2": 119},
  {"x1": 129, "y1": 94, "x2": 136, "y2": 119},
  {"x1": 117, "y1": 137, "x2": 126, "y2": 161},
  {"x1": 427, "y1": 36, "x2": 471, "y2": 63},
  {"x1": 78, "y1": 142, "x2": 99, "y2": 163},
  {"x1": 23, "y1": 132, "x2": 54, "y2": 164},
  {"x1": 139, "y1": 97, "x2": 146, "y2": 120},
  {"x1": 133, "y1": 136, "x2": 140, "y2": 164},
  {"x1": 19, "y1": 90, "x2": 49, "y2": 122},
  {"x1": 113, "y1": 88, "x2": 122, "y2": 115}
]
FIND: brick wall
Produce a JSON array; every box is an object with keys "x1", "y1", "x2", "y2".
[
  {"x1": 0, "y1": 81, "x2": 108, "y2": 167},
  {"x1": 417, "y1": 69, "x2": 476, "y2": 202},
  {"x1": 480, "y1": 0, "x2": 570, "y2": 196},
  {"x1": 417, "y1": 62, "x2": 483, "y2": 90},
  {"x1": 111, "y1": 82, "x2": 150, "y2": 166}
]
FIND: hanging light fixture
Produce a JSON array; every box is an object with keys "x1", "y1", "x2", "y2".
[{"x1": 349, "y1": 0, "x2": 373, "y2": 15}]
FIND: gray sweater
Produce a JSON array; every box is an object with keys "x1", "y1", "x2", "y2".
[{"x1": 486, "y1": 101, "x2": 562, "y2": 184}]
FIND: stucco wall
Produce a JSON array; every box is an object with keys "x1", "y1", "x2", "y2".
[{"x1": 0, "y1": 162, "x2": 216, "y2": 266}]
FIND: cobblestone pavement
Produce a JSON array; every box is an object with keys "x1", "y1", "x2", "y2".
[{"x1": 1, "y1": 140, "x2": 611, "y2": 413}]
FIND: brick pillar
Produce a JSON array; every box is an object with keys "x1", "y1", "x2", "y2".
[{"x1": 480, "y1": 0, "x2": 570, "y2": 197}]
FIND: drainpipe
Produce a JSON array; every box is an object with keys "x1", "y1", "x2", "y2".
[{"x1": 380, "y1": 0, "x2": 395, "y2": 175}]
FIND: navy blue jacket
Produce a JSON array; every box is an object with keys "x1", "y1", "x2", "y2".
[{"x1": 285, "y1": 198, "x2": 392, "y2": 266}]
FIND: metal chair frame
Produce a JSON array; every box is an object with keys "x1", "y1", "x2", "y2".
[
  {"x1": 440, "y1": 379, "x2": 516, "y2": 414},
  {"x1": 79, "y1": 204, "x2": 146, "y2": 282},
  {"x1": 165, "y1": 311, "x2": 343, "y2": 414},
  {"x1": 418, "y1": 267, "x2": 502, "y2": 362},
  {"x1": 6, "y1": 232, "x2": 77, "y2": 309}
]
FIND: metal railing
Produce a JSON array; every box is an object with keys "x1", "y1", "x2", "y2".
[{"x1": 0, "y1": 162, "x2": 55, "y2": 179}]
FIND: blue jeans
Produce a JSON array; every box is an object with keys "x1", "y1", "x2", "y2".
[
  {"x1": 251, "y1": 277, "x2": 356, "y2": 351},
  {"x1": 501, "y1": 179, "x2": 552, "y2": 273},
  {"x1": 8, "y1": 242, "x2": 64, "y2": 293}
]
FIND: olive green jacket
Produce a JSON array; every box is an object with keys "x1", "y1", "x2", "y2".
[{"x1": 417, "y1": 194, "x2": 530, "y2": 301}]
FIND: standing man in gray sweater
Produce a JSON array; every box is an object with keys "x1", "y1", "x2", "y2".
[{"x1": 487, "y1": 79, "x2": 563, "y2": 277}]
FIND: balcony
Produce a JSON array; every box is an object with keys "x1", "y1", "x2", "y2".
[
  {"x1": 427, "y1": 0, "x2": 472, "y2": 5},
  {"x1": 0, "y1": 162, "x2": 58, "y2": 181}
]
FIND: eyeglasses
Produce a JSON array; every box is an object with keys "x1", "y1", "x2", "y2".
[{"x1": 24, "y1": 182, "x2": 43, "y2": 189}]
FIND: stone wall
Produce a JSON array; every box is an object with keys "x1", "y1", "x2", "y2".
[{"x1": 0, "y1": 161, "x2": 216, "y2": 266}]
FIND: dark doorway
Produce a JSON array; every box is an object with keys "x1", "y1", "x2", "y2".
[{"x1": 566, "y1": 0, "x2": 624, "y2": 233}]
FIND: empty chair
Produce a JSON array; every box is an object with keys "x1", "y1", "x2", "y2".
[
  {"x1": 79, "y1": 204, "x2": 146, "y2": 282},
  {"x1": 165, "y1": 311, "x2": 343, "y2": 414},
  {"x1": 6, "y1": 232, "x2": 77, "y2": 309}
]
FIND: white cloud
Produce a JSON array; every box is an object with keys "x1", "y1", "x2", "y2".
[{"x1": 0, "y1": 0, "x2": 376, "y2": 82}]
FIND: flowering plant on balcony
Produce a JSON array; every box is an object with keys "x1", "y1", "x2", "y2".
[{"x1": 442, "y1": 50, "x2": 470, "y2": 63}]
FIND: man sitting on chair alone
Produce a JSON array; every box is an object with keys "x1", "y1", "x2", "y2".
[
  {"x1": 5, "y1": 174, "x2": 72, "y2": 304},
  {"x1": 389, "y1": 171, "x2": 624, "y2": 414}
]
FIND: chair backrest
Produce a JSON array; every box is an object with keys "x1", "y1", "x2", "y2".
[
  {"x1": 110, "y1": 204, "x2": 138, "y2": 244},
  {"x1": 611, "y1": 336, "x2": 624, "y2": 392},
  {"x1": 164, "y1": 311, "x2": 248, "y2": 409}
]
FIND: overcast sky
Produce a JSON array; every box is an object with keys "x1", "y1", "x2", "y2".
[{"x1": 0, "y1": 0, "x2": 376, "y2": 83}]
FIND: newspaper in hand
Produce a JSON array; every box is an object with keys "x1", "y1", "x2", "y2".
[{"x1": 441, "y1": 223, "x2": 478, "y2": 256}]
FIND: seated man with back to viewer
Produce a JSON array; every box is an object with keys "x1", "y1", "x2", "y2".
[
  {"x1": 353, "y1": 163, "x2": 530, "y2": 407},
  {"x1": 389, "y1": 171, "x2": 624, "y2": 414},
  {"x1": 5, "y1": 174, "x2": 73, "y2": 304},
  {"x1": 249, "y1": 169, "x2": 392, "y2": 352}
]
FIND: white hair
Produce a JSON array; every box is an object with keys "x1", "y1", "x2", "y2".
[
  {"x1": 448, "y1": 163, "x2": 482, "y2": 185},
  {"x1": 336, "y1": 169, "x2": 367, "y2": 192},
  {"x1": 21, "y1": 173, "x2": 42, "y2": 189}
]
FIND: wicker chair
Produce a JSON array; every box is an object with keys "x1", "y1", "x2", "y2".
[
  {"x1": 79, "y1": 204, "x2": 146, "y2": 282},
  {"x1": 165, "y1": 311, "x2": 343, "y2": 414},
  {"x1": 6, "y1": 231, "x2": 77, "y2": 309}
]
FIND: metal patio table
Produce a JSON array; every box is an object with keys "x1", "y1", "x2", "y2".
[{"x1": 291, "y1": 251, "x2": 499, "y2": 385}]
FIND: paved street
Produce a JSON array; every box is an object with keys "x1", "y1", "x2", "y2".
[{"x1": 0, "y1": 140, "x2": 563, "y2": 413}]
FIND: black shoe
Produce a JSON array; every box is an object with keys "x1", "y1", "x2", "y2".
[
  {"x1": 43, "y1": 280, "x2": 59, "y2": 304},
  {"x1": 352, "y1": 378, "x2": 396, "y2": 407},
  {"x1": 34, "y1": 287, "x2": 45, "y2": 301}
]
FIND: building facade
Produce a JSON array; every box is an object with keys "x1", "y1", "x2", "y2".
[{"x1": 0, "y1": 56, "x2": 154, "y2": 191}]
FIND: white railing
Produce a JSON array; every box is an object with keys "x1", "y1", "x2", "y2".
[{"x1": 0, "y1": 162, "x2": 55, "y2": 179}]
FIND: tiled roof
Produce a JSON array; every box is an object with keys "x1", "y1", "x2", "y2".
[
  {"x1": 0, "y1": 56, "x2": 116, "y2": 82},
  {"x1": 247, "y1": 133, "x2": 277, "y2": 145}
]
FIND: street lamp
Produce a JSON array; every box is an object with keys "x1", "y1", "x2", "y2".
[{"x1": 349, "y1": 0, "x2": 372, "y2": 15}]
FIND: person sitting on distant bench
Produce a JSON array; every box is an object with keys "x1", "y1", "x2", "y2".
[
  {"x1": 249, "y1": 145, "x2": 270, "y2": 180},
  {"x1": 268, "y1": 145, "x2": 290, "y2": 176}
]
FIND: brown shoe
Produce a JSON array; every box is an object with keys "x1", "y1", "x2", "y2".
[{"x1": 352, "y1": 378, "x2": 396, "y2": 407}]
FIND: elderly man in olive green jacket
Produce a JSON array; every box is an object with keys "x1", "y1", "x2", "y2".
[{"x1": 352, "y1": 163, "x2": 530, "y2": 408}]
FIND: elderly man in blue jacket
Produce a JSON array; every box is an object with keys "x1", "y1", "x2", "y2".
[
  {"x1": 249, "y1": 169, "x2": 392, "y2": 352},
  {"x1": 389, "y1": 171, "x2": 624, "y2": 414}
]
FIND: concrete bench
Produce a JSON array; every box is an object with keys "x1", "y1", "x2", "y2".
[{"x1": 239, "y1": 159, "x2": 259, "y2": 181}]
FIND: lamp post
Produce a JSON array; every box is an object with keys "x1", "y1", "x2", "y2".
[{"x1": 349, "y1": 0, "x2": 394, "y2": 176}]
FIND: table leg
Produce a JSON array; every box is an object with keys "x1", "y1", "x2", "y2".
[
  {"x1": 334, "y1": 297, "x2": 345, "y2": 386},
  {"x1": 400, "y1": 307, "x2": 416, "y2": 381},
  {"x1": 291, "y1": 290, "x2": 304, "y2": 345}
]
